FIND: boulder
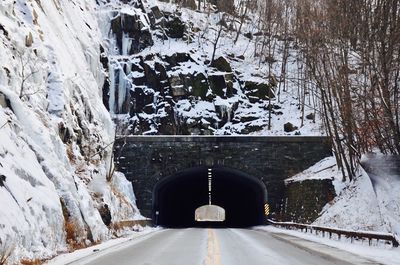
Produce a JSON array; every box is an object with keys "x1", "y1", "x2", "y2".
[
  {"x1": 129, "y1": 86, "x2": 155, "y2": 115},
  {"x1": 211, "y1": 56, "x2": 232, "y2": 72},
  {"x1": 284, "y1": 122, "x2": 298, "y2": 133},
  {"x1": 233, "y1": 115, "x2": 259, "y2": 123},
  {"x1": 208, "y1": 75, "x2": 226, "y2": 98},
  {"x1": 237, "y1": 123, "x2": 265, "y2": 134},
  {"x1": 154, "y1": 62, "x2": 169, "y2": 95},
  {"x1": 164, "y1": 52, "x2": 193, "y2": 68},
  {"x1": 142, "y1": 62, "x2": 161, "y2": 90},
  {"x1": 166, "y1": 16, "x2": 185, "y2": 39},
  {"x1": 306, "y1": 113, "x2": 315, "y2": 120},
  {"x1": 98, "y1": 204, "x2": 112, "y2": 226},
  {"x1": 180, "y1": 0, "x2": 196, "y2": 9},
  {"x1": 244, "y1": 81, "x2": 274, "y2": 100},
  {"x1": 110, "y1": 12, "x2": 153, "y2": 55},
  {"x1": 191, "y1": 73, "x2": 209, "y2": 99},
  {"x1": 150, "y1": 6, "x2": 163, "y2": 19},
  {"x1": 244, "y1": 32, "x2": 253, "y2": 39},
  {"x1": 169, "y1": 75, "x2": 187, "y2": 97}
]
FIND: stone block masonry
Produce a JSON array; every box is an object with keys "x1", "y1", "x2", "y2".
[{"x1": 114, "y1": 136, "x2": 332, "y2": 219}]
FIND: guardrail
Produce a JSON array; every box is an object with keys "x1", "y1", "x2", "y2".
[{"x1": 267, "y1": 219, "x2": 399, "y2": 247}]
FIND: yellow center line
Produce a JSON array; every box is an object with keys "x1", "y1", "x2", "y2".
[{"x1": 204, "y1": 229, "x2": 221, "y2": 265}]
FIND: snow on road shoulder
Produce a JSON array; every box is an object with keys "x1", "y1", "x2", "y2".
[
  {"x1": 285, "y1": 156, "x2": 387, "y2": 233},
  {"x1": 258, "y1": 226, "x2": 400, "y2": 265},
  {"x1": 362, "y1": 154, "x2": 400, "y2": 243},
  {"x1": 45, "y1": 227, "x2": 160, "y2": 265},
  {"x1": 313, "y1": 168, "x2": 385, "y2": 232}
]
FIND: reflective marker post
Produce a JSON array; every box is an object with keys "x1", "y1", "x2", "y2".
[{"x1": 264, "y1": 203, "x2": 270, "y2": 216}]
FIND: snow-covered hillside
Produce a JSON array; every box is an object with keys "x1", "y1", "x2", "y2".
[
  {"x1": 99, "y1": 0, "x2": 322, "y2": 136},
  {"x1": 0, "y1": 0, "x2": 140, "y2": 263},
  {"x1": 288, "y1": 156, "x2": 399, "y2": 237}
]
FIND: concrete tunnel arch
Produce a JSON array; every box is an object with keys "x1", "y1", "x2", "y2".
[{"x1": 152, "y1": 166, "x2": 268, "y2": 227}]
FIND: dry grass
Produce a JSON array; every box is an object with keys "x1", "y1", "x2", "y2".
[
  {"x1": 65, "y1": 221, "x2": 76, "y2": 244},
  {"x1": 60, "y1": 199, "x2": 89, "y2": 251},
  {"x1": 0, "y1": 257, "x2": 9, "y2": 265},
  {"x1": 66, "y1": 144, "x2": 75, "y2": 163},
  {"x1": 0, "y1": 241, "x2": 14, "y2": 265},
  {"x1": 111, "y1": 220, "x2": 151, "y2": 231},
  {"x1": 20, "y1": 259, "x2": 43, "y2": 265},
  {"x1": 64, "y1": 220, "x2": 89, "y2": 250}
]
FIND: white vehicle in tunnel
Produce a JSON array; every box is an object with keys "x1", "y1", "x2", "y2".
[{"x1": 195, "y1": 205, "x2": 226, "y2": 222}]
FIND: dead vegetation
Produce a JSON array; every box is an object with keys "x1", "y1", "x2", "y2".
[
  {"x1": 111, "y1": 220, "x2": 150, "y2": 233},
  {"x1": 20, "y1": 259, "x2": 43, "y2": 265}
]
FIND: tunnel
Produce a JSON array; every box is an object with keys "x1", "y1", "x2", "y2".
[{"x1": 152, "y1": 167, "x2": 268, "y2": 227}]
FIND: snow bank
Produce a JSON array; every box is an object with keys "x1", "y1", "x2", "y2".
[
  {"x1": 362, "y1": 154, "x2": 400, "y2": 242},
  {"x1": 286, "y1": 156, "x2": 387, "y2": 232},
  {"x1": 313, "y1": 168, "x2": 385, "y2": 232},
  {"x1": 260, "y1": 226, "x2": 400, "y2": 265}
]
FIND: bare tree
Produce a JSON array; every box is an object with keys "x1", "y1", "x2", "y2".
[
  {"x1": 210, "y1": 15, "x2": 225, "y2": 64},
  {"x1": 16, "y1": 49, "x2": 41, "y2": 99}
]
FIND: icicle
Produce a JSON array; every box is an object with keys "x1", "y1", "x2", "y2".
[
  {"x1": 227, "y1": 105, "x2": 232, "y2": 122},
  {"x1": 214, "y1": 120, "x2": 219, "y2": 129},
  {"x1": 121, "y1": 33, "x2": 133, "y2": 56},
  {"x1": 117, "y1": 69, "x2": 127, "y2": 113},
  {"x1": 108, "y1": 63, "x2": 116, "y2": 114},
  {"x1": 220, "y1": 105, "x2": 227, "y2": 120},
  {"x1": 153, "y1": 92, "x2": 159, "y2": 112}
]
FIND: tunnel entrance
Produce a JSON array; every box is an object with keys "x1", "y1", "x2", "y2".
[{"x1": 153, "y1": 167, "x2": 268, "y2": 227}]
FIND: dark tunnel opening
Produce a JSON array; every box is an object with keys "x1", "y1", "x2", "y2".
[{"x1": 152, "y1": 167, "x2": 268, "y2": 228}]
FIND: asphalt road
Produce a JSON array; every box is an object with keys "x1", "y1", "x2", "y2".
[{"x1": 72, "y1": 228, "x2": 379, "y2": 265}]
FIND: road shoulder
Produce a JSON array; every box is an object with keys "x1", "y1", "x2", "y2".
[
  {"x1": 45, "y1": 227, "x2": 161, "y2": 265},
  {"x1": 256, "y1": 226, "x2": 399, "y2": 265}
]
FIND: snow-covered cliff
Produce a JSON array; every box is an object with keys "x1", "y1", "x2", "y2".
[
  {"x1": 0, "y1": 0, "x2": 140, "y2": 263},
  {"x1": 100, "y1": 0, "x2": 322, "y2": 136}
]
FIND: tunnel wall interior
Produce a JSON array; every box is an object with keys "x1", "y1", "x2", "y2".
[{"x1": 153, "y1": 167, "x2": 268, "y2": 228}]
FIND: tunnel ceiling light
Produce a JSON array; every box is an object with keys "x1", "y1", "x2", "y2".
[{"x1": 208, "y1": 168, "x2": 212, "y2": 205}]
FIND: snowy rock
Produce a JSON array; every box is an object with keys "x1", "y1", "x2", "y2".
[
  {"x1": 100, "y1": 1, "x2": 321, "y2": 136},
  {"x1": 110, "y1": 11, "x2": 153, "y2": 55},
  {"x1": 0, "y1": 0, "x2": 141, "y2": 263},
  {"x1": 211, "y1": 56, "x2": 233, "y2": 72},
  {"x1": 284, "y1": 122, "x2": 298, "y2": 133}
]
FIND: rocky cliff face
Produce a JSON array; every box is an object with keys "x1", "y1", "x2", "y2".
[
  {"x1": 99, "y1": 0, "x2": 315, "y2": 136},
  {"x1": 0, "y1": 0, "x2": 140, "y2": 263}
]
